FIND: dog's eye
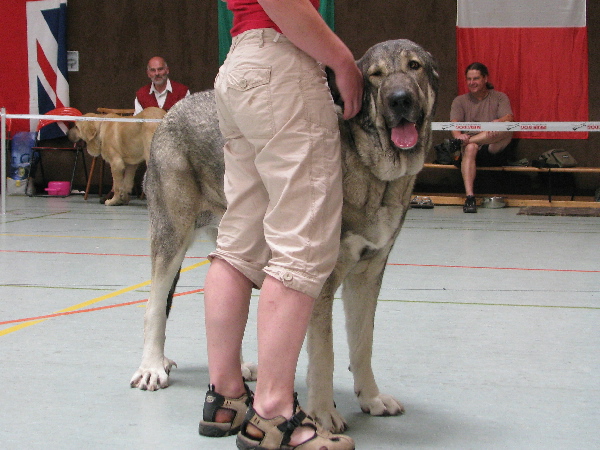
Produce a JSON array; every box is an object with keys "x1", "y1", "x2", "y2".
[
  {"x1": 369, "y1": 69, "x2": 384, "y2": 78},
  {"x1": 408, "y1": 61, "x2": 421, "y2": 70}
]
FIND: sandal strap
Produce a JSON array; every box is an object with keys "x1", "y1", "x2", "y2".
[
  {"x1": 277, "y1": 408, "x2": 311, "y2": 445},
  {"x1": 203, "y1": 383, "x2": 253, "y2": 421},
  {"x1": 199, "y1": 383, "x2": 253, "y2": 437},
  {"x1": 237, "y1": 395, "x2": 354, "y2": 449}
]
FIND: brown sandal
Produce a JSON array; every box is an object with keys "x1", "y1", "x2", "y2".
[
  {"x1": 236, "y1": 394, "x2": 354, "y2": 449},
  {"x1": 199, "y1": 383, "x2": 254, "y2": 437}
]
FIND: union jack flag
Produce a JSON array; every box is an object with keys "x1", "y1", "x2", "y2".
[{"x1": 1, "y1": 0, "x2": 69, "y2": 136}]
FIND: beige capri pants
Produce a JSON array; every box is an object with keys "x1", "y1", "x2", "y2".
[{"x1": 210, "y1": 28, "x2": 343, "y2": 299}]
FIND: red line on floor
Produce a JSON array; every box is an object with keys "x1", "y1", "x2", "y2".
[
  {"x1": 2, "y1": 249, "x2": 595, "y2": 273},
  {"x1": 0, "y1": 288, "x2": 204, "y2": 326},
  {"x1": 389, "y1": 263, "x2": 599, "y2": 273}
]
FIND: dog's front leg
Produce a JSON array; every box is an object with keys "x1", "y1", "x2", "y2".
[
  {"x1": 105, "y1": 159, "x2": 128, "y2": 206},
  {"x1": 342, "y1": 255, "x2": 404, "y2": 417},
  {"x1": 306, "y1": 277, "x2": 348, "y2": 433}
]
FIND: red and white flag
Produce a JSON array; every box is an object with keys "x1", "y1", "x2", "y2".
[{"x1": 456, "y1": 0, "x2": 588, "y2": 139}]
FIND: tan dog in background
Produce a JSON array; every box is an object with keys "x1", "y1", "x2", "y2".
[{"x1": 68, "y1": 107, "x2": 166, "y2": 205}]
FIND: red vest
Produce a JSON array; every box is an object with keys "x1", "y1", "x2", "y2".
[{"x1": 136, "y1": 80, "x2": 189, "y2": 111}]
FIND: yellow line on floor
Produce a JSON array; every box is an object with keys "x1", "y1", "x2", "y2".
[
  {"x1": 0, "y1": 260, "x2": 209, "y2": 337},
  {"x1": 1, "y1": 233, "x2": 214, "y2": 243},
  {"x1": 0, "y1": 233, "x2": 147, "y2": 240}
]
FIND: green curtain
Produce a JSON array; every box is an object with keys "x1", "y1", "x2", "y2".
[
  {"x1": 217, "y1": 2, "x2": 234, "y2": 66},
  {"x1": 218, "y1": 1, "x2": 335, "y2": 66}
]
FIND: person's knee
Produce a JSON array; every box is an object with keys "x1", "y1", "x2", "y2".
[
  {"x1": 488, "y1": 136, "x2": 512, "y2": 154},
  {"x1": 462, "y1": 143, "x2": 478, "y2": 159}
]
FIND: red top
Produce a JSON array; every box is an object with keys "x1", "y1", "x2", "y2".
[
  {"x1": 227, "y1": 0, "x2": 320, "y2": 37},
  {"x1": 135, "y1": 80, "x2": 189, "y2": 111}
]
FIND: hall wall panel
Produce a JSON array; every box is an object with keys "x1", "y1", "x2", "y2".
[
  {"x1": 67, "y1": 0, "x2": 218, "y2": 113},
  {"x1": 65, "y1": 1, "x2": 599, "y2": 187}
]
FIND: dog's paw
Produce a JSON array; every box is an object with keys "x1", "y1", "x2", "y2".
[
  {"x1": 104, "y1": 192, "x2": 130, "y2": 206},
  {"x1": 104, "y1": 196, "x2": 125, "y2": 206},
  {"x1": 308, "y1": 406, "x2": 348, "y2": 433},
  {"x1": 359, "y1": 393, "x2": 404, "y2": 417},
  {"x1": 241, "y1": 361, "x2": 257, "y2": 382},
  {"x1": 130, "y1": 358, "x2": 177, "y2": 391}
]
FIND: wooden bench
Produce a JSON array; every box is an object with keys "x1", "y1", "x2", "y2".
[{"x1": 418, "y1": 163, "x2": 600, "y2": 205}]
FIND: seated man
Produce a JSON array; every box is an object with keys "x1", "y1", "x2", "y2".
[
  {"x1": 134, "y1": 56, "x2": 190, "y2": 114},
  {"x1": 451, "y1": 62, "x2": 514, "y2": 213}
]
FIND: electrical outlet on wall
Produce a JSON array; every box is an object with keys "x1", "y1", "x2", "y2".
[{"x1": 67, "y1": 51, "x2": 79, "y2": 72}]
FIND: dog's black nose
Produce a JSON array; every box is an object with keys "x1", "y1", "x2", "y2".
[{"x1": 388, "y1": 90, "x2": 413, "y2": 117}]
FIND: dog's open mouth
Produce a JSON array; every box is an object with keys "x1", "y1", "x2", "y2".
[{"x1": 390, "y1": 119, "x2": 419, "y2": 150}]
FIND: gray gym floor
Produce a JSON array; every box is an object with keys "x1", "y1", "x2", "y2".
[{"x1": 1, "y1": 195, "x2": 598, "y2": 449}]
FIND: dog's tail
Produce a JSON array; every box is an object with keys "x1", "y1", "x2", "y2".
[{"x1": 166, "y1": 268, "x2": 181, "y2": 318}]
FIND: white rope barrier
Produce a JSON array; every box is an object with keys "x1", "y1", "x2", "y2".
[
  {"x1": 432, "y1": 122, "x2": 600, "y2": 132},
  {"x1": 2, "y1": 112, "x2": 600, "y2": 129},
  {"x1": 4, "y1": 113, "x2": 163, "y2": 123},
  {"x1": 1, "y1": 111, "x2": 599, "y2": 215}
]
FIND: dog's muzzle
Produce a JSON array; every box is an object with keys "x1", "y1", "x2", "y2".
[{"x1": 387, "y1": 90, "x2": 421, "y2": 150}]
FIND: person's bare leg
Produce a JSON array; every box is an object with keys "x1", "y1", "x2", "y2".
[
  {"x1": 487, "y1": 134, "x2": 513, "y2": 154},
  {"x1": 204, "y1": 257, "x2": 252, "y2": 399},
  {"x1": 250, "y1": 274, "x2": 317, "y2": 444},
  {"x1": 468, "y1": 131, "x2": 512, "y2": 147},
  {"x1": 461, "y1": 142, "x2": 479, "y2": 196},
  {"x1": 462, "y1": 132, "x2": 513, "y2": 195}
]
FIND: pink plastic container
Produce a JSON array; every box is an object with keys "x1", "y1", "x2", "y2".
[{"x1": 45, "y1": 181, "x2": 71, "y2": 196}]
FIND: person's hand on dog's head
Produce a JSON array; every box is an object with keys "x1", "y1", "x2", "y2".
[{"x1": 326, "y1": 64, "x2": 363, "y2": 120}]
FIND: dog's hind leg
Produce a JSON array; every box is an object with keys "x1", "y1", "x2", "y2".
[
  {"x1": 130, "y1": 244, "x2": 189, "y2": 390},
  {"x1": 342, "y1": 254, "x2": 405, "y2": 418},
  {"x1": 120, "y1": 163, "x2": 138, "y2": 202},
  {"x1": 130, "y1": 170, "x2": 200, "y2": 390}
]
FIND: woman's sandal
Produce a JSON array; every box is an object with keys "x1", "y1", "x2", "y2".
[
  {"x1": 199, "y1": 383, "x2": 254, "y2": 437},
  {"x1": 236, "y1": 394, "x2": 355, "y2": 450}
]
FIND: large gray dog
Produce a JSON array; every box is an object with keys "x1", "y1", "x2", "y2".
[{"x1": 131, "y1": 39, "x2": 438, "y2": 433}]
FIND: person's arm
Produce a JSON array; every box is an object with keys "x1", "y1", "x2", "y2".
[
  {"x1": 484, "y1": 113, "x2": 514, "y2": 140},
  {"x1": 258, "y1": 0, "x2": 362, "y2": 119},
  {"x1": 494, "y1": 92, "x2": 513, "y2": 122},
  {"x1": 451, "y1": 119, "x2": 469, "y2": 142},
  {"x1": 493, "y1": 113, "x2": 514, "y2": 122},
  {"x1": 488, "y1": 94, "x2": 514, "y2": 138},
  {"x1": 450, "y1": 97, "x2": 469, "y2": 142}
]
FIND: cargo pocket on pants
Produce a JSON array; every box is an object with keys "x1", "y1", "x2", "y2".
[{"x1": 226, "y1": 67, "x2": 274, "y2": 139}]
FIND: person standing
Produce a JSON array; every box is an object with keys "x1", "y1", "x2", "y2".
[{"x1": 199, "y1": 0, "x2": 362, "y2": 448}]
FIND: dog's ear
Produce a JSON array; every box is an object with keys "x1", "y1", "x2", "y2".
[
  {"x1": 326, "y1": 67, "x2": 343, "y2": 107},
  {"x1": 79, "y1": 120, "x2": 99, "y2": 141}
]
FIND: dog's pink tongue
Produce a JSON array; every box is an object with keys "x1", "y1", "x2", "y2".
[{"x1": 391, "y1": 122, "x2": 418, "y2": 149}]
